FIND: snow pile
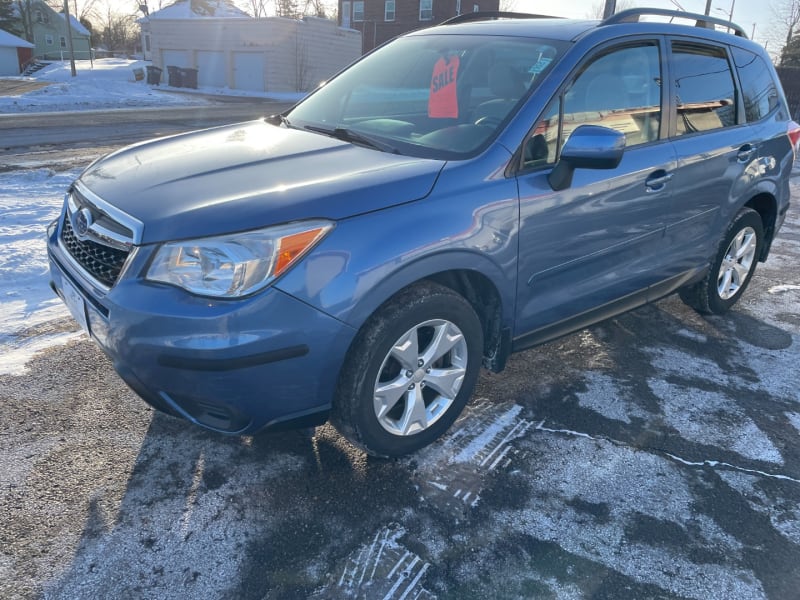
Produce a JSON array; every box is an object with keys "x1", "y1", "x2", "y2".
[{"x1": 0, "y1": 59, "x2": 209, "y2": 113}]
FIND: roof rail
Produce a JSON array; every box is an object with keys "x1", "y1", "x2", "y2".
[
  {"x1": 440, "y1": 11, "x2": 560, "y2": 26},
  {"x1": 603, "y1": 8, "x2": 748, "y2": 38}
]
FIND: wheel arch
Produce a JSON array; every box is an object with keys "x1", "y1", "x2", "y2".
[
  {"x1": 342, "y1": 257, "x2": 515, "y2": 375},
  {"x1": 425, "y1": 269, "x2": 512, "y2": 373},
  {"x1": 744, "y1": 192, "x2": 778, "y2": 261}
]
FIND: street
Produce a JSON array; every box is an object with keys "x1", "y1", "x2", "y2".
[
  {"x1": 0, "y1": 111, "x2": 799, "y2": 599},
  {"x1": 0, "y1": 98, "x2": 294, "y2": 169}
]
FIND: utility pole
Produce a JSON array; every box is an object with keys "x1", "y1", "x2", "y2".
[
  {"x1": 62, "y1": 0, "x2": 77, "y2": 77},
  {"x1": 704, "y1": 0, "x2": 712, "y2": 15},
  {"x1": 603, "y1": 0, "x2": 617, "y2": 19}
]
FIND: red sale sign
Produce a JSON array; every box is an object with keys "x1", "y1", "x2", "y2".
[{"x1": 429, "y1": 55, "x2": 460, "y2": 119}]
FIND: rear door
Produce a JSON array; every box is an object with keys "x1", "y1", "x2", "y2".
[{"x1": 662, "y1": 39, "x2": 755, "y2": 274}]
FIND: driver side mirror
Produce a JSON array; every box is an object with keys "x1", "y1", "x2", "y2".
[{"x1": 548, "y1": 125, "x2": 626, "y2": 191}]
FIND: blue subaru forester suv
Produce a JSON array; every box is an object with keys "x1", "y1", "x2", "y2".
[{"x1": 48, "y1": 9, "x2": 800, "y2": 456}]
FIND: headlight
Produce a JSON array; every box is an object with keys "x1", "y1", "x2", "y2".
[{"x1": 146, "y1": 220, "x2": 333, "y2": 298}]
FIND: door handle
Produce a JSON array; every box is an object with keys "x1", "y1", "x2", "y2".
[
  {"x1": 645, "y1": 171, "x2": 674, "y2": 192},
  {"x1": 737, "y1": 144, "x2": 758, "y2": 163}
]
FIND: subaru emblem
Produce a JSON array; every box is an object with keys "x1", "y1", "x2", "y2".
[{"x1": 75, "y1": 207, "x2": 93, "y2": 237}]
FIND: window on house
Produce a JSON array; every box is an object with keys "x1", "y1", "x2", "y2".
[
  {"x1": 145, "y1": 34, "x2": 151, "y2": 53},
  {"x1": 353, "y1": 0, "x2": 364, "y2": 21},
  {"x1": 45, "y1": 34, "x2": 54, "y2": 46},
  {"x1": 455, "y1": 0, "x2": 461, "y2": 15},
  {"x1": 473, "y1": 4, "x2": 479, "y2": 11},
  {"x1": 420, "y1": 0, "x2": 432, "y2": 20},
  {"x1": 342, "y1": 0, "x2": 351, "y2": 27},
  {"x1": 60, "y1": 36, "x2": 66, "y2": 48},
  {"x1": 35, "y1": 9, "x2": 43, "y2": 23},
  {"x1": 385, "y1": 0, "x2": 395, "y2": 21}
]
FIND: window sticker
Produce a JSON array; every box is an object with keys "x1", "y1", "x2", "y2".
[
  {"x1": 429, "y1": 55, "x2": 460, "y2": 118},
  {"x1": 528, "y1": 56, "x2": 553, "y2": 75}
]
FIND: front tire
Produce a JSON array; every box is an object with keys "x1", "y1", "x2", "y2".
[
  {"x1": 679, "y1": 207, "x2": 764, "y2": 315},
  {"x1": 332, "y1": 281, "x2": 483, "y2": 457}
]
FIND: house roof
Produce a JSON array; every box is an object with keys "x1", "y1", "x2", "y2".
[
  {"x1": 146, "y1": 0, "x2": 251, "y2": 19},
  {"x1": 0, "y1": 29, "x2": 35, "y2": 49},
  {"x1": 65, "y1": 14, "x2": 91, "y2": 37},
  {"x1": 12, "y1": 1, "x2": 92, "y2": 36}
]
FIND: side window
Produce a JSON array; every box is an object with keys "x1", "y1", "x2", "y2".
[
  {"x1": 672, "y1": 42, "x2": 737, "y2": 135},
  {"x1": 523, "y1": 98, "x2": 559, "y2": 168},
  {"x1": 523, "y1": 43, "x2": 661, "y2": 170},
  {"x1": 732, "y1": 47, "x2": 780, "y2": 122}
]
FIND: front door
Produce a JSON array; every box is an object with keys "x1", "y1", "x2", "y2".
[{"x1": 514, "y1": 40, "x2": 676, "y2": 340}]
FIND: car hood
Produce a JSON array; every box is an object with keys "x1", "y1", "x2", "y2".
[{"x1": 79, "y1": 120, "x2": 445, "y2": 244}]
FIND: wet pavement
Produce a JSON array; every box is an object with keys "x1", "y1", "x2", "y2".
[{"x1": 0, "y1": 171, "x2": 798, "y2": 599}]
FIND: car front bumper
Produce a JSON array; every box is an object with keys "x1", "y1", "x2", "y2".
[{"x1": 47, "y1": 219, "x2": 356, "y2": 435}]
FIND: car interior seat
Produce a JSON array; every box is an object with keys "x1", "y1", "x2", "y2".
[{"x1": 473, "y1": 64, "x2": 526, "y2": 125}]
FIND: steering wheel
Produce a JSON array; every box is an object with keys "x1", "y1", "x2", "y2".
[{"x1": 474, "y1": 115, "x2": 503, "y2": 128}]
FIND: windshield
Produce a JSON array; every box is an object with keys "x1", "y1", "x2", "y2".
[{"x1": 287, "y1": 34, "x2": 566, "y2": 160}]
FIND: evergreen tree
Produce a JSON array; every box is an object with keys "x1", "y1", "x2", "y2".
[{"x1": 0, "y1": 0, "x2": 23, "y2": 37}]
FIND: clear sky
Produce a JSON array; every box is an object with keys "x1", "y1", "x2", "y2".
[{"x1": 513, "y1": 0, "x2": 776, "y2": 52}]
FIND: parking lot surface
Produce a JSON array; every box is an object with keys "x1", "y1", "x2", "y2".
[{"x1": 0, "y1": 174, "x2": 798, "y2": 599}]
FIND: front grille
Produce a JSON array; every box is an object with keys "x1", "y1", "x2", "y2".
[{"x1": 61, "y1": 213, "x2": 130, "y2": 288}]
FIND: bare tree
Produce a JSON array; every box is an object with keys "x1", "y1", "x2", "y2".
[
  {"x1": 588, "y1": 0, "x2": 633, "y2": 19},
  {"x1": 772, "y1": 0, "x2": 800, "y2": 62},
  {"x1": 275, "y1": 0, "x2": 300, "y2": 17},
  {"x1": 303, "y1": 0, "x2": 326, "y2": 17},
  {"x1": 243, "y1": 0, "x2": 271, "y2": 17},
  {"x1": 96, "y1": 5, "x2": 138, "y2": 54},
  {"x1": 14, "y1": 0, "x2": 34, "y2": 42}
]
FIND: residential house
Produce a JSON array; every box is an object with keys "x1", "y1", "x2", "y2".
[
  {"x1": 0, "y1": 27, "x2": 33, "y2": 74},
  {"x1": 338, "y1": 0, "x2": 499, "y2": 54},
  {"x1": 25, "y1": 0, "x2": 91, "y2": 60},
  {"x1": 140, "y1": 0, "x2": 361, "y2": 93}
]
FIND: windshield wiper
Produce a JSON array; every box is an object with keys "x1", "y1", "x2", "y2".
[
  {"x1": 303, "y1": 125, "x2": 399, "y2": 154},
  {"x1": 265, "y1": 113, "x2": 292, "y2": 128}
]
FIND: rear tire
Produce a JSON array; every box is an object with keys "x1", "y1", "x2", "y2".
[
  {"x1": 679, "y1": 208, "x2": 763, "y2": 315},
  {"x1": 331, "y1": 281, "x2": 483, "y2": 457}
]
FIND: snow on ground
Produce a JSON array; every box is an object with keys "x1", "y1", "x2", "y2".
[
  {"x1": 0, "y1": 168, "x2": 84, "y2": 375},
  {"x1": 0, "y1": 58, "x2": 305, "y2": 114},
  {"x1": 0, "y1": 58, "x2": 305, "y2": 373}
]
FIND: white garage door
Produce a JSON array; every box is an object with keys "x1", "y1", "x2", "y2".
[
  {"x1": 197, "y1": 51, "x2": 226, "y2": 89},
  {"x1": 233, "y1": 52, "x2": 265, "y2": 92},
  {"x1": 0, "y1": 47, "x2": 19, "y2": 76},
  {"x1": 161, "y1": 50, "x2": 189, "y2": 68}
]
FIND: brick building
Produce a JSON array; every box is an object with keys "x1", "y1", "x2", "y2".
[{"x1": 339, "y1": 0, "x2": 500, "y2": 54}]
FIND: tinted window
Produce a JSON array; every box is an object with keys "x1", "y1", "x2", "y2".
[
  {"x1": 522, "y1": 43, "x2": 661, "y2": 170},
  {"x1": 672, "y1": 43, "x2": 737, "y2": 135},
  {"x1": 732, "y1": 47, "x2": 780, "y2": 122}
]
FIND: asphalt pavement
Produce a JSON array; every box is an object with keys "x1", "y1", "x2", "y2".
[{"x1": 0, "y1": 156, "x2": 798, "y2": 599}]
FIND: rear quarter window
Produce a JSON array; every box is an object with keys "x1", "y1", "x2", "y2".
[{"x1": 732, "y1": 46, "x2": 782, "y2": 122}]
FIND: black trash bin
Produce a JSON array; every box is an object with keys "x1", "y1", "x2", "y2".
[
  {"x1": 145, "y1": 65, "x2": 162, "y2": 85},
  {"x1": 167, "y1": 65, "x2": 183, "y2": 87},
  {"x1": 180, "y1": 67, "x2": 198, "y2": 89}
]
